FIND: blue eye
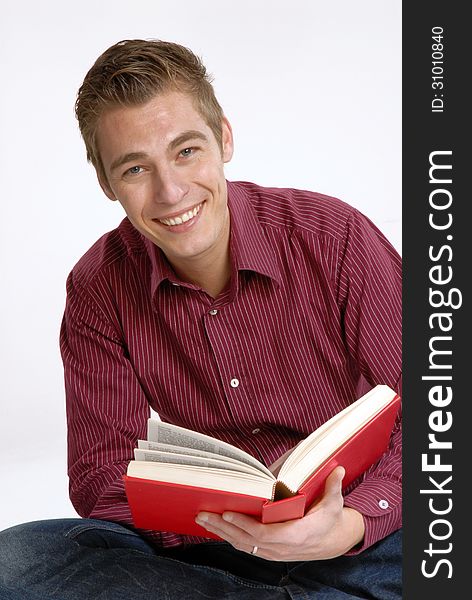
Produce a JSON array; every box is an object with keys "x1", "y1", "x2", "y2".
[
  {"x1": 128, "y1": 166, "x2": 142, "y2": 175},
  {"x1": 180, "y1": 148, "x2": 194, "y2": 157}
]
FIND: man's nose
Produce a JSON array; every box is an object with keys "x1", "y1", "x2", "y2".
[{"x1": 152, "y1": 167, "x2": 189, "y2": 205}]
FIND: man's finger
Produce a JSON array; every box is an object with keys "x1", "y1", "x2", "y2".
[{"x1": 325, "y1": 465, "x2": 345, "y2": 493}]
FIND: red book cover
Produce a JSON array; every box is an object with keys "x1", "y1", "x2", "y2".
[{"x1": 123, "y1": 393, "x2": 400, "y2": 538}]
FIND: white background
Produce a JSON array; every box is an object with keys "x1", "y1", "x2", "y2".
[{"x1": 0, "y1": 1, "x2": 401, "y2": 532}]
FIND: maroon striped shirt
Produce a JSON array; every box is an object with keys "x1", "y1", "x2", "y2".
[{"x1": 60, "y1": 180, "x2": 402, "y2": 554}]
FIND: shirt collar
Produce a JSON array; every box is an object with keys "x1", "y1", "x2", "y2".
[
  {"x1": 144, "y1": 180, "x2": 282, "y2": 296},
  {"x1": 227, "y1": 181, "x2": 282, "y2": 287},
  {"x1": 144, "y1": 236, "x2": 181, "y2": 294}
]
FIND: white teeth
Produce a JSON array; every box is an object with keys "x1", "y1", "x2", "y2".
[{"x1": 159, "y1": 203, "x2": 202, "y2": 226}]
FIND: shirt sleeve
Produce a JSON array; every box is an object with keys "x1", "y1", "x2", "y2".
[
  {"x1": 59, "y1": 269, "x2": 200, "y2": 548},
  {"x1": 334, "y1": 209, "x2": 402, "y2": 554}
]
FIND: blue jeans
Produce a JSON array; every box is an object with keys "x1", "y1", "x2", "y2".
[{"x1": 0, "y1": 519, "x2": 401, "y2": 599}]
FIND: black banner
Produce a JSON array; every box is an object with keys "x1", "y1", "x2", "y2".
[{"x1": 403, "y1": 2, "x2": 468, "y2": 597}]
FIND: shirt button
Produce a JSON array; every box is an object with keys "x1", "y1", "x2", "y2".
[
  {"x1": 230, "y1": 378, "x2": 240, "y2": 388},
  {"x1": 209, "y1": 309, "x2": 218, "y2": 315},
  {"x1": 252, "y1": 428, "x2": 260, "y2": 434},
  {"x1": 378, "y1": 499, "x2": 389, "y2": 510}
]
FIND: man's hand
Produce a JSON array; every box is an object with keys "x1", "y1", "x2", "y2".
[{"x1": 195, "y1": 466, "x2": 365, "y2": 561}]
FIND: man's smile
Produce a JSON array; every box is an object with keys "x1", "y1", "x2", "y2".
[{"x1": 156, "y1": 201, "x2": 204, "y2": 227}]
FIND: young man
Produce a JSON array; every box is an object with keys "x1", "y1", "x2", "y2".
[{"x1": 0, "y1": 39, "x2": 402, "y2": 599}]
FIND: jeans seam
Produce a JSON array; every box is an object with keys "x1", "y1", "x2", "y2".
[
  {"x1": 64, "y1": 524, "x2": 140, "y2": 541},
  {"x1": 161, "y1": 555, "x2": 284, "y2": 591}
]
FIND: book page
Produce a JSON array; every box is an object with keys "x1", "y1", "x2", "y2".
[
  {"x1": 134, "y1": 448, "x2": 268, "y2": 477},
  {"x1": 138, "y1": 440, "x2": 257, "y2": 469},
  {"x1": 147, "y1": 420, "x2": 273, "y2": 476},
  {"x1": 278, "y1": 385, "x2": 398, "y2": 491},
  {"x1": 126, "y1": 461, "x2": 275, "y2": 499}
]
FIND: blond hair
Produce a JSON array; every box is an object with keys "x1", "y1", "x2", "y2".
[{"x1": 75, "y1": 39, "x2": 224, "y2": 180}]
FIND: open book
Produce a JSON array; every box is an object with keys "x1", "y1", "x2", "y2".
[{"x1": 124, "y1": 384, "x2": 401, "y2": 538}]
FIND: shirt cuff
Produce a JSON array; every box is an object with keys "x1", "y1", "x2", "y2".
[{"x1": 343, "y1": 478, "x2": 402, "y2": 555}]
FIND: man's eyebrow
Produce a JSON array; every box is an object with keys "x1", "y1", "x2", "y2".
[
  {"x1": 110, "y1": 152, "x2": 150, "y2": 173},
  {"x1": 168, "y1": 130, "x2": 209, "y2": 151}
]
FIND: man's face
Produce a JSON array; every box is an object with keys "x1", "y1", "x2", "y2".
[{"x1": 96, "y1": 91, "x2": 233, "y2": 274}]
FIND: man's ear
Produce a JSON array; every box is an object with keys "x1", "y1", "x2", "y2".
[
  {"x1": 221, "y1": 117, "x2": 234, "y2": 163},
  {"x1": 97, "y1": 172, "x2": 117, "y2": 201}
]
